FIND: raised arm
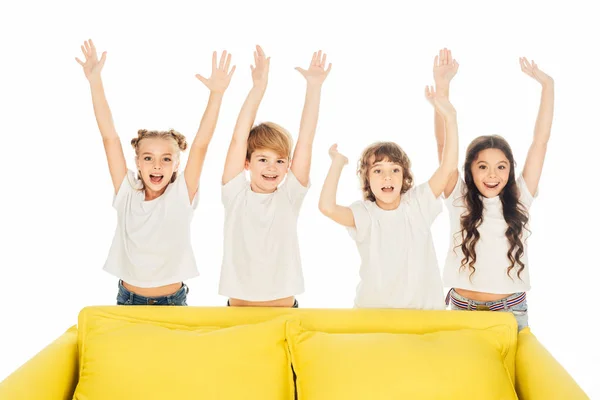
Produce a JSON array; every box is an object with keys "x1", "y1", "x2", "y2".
[
  {"x1": 184, "y1": 51, "x2": 235, "y2": 203},
  {"x1": 519, "y1": 57, "x2": 554, "y2": 196},
  {"x1": 222, "y1": 45, "x2": 269, "y2": 185},
  {"x1": 76, "y1": 39, "x2": 127, "y2": 194},
  {"x1": 432, "y1": 48, "x2": 459, "y2": 197},
  {"x1": 291, "y1": 51, "x2": 332, "y2": 186},
  {"x1": 318, "y1": 144, "x2": 355, "y2": 227},
  {"x1": 425, "y1": 86, "x2": 459, "y2": 198}
]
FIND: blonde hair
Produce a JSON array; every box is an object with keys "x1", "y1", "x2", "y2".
[
  {"x1": 357, "y1": 141, "x2": 413, "y2": 202},
  {"x1": 131, "y1": 129, "x2": 187, "y2": 186},
  {"x1": 246, "y1": 122, "x2": 293, "y2": 160}
]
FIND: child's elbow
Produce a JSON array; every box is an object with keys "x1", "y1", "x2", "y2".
[{"x1": 318, "y1": 202, "x2": 334, "y2": 217}]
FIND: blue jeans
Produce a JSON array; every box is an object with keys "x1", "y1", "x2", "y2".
[
  {"x1": 117, "y1": 280, "x2": 188, "y2": 306},
  {"x1": 447, "y1": 289, "x2": 528, "y2": 332}
]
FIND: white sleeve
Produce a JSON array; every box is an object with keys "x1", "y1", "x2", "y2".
[
  {"x1": 347, "y1": 201, "x2": 371, "y2": 243},
  {"x1": 174, "y1": 173, "x2": 200, "y2": 210},
  {"x1": 221, "y1": 172, "x2": 248, "y2": 207},
  {"x1": 412, "y1": 182, "x2": 443, "y2": 226},
  {"x1": 517, "y1": 174, "x2": 538, "y2": 208},
  {"x1": 112, "y1": 170, "x2": 139, "y2": 210},
  {"x1": 281, "y1": 170, "x2": 310, "y2": 211},
  {"x1": 444, "y1": 175, "x2": 465, "y2": 208}
]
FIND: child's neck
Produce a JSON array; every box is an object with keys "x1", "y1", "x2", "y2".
[{"x1": 375, "y1": 196, "x2": 401, "y2": 210}]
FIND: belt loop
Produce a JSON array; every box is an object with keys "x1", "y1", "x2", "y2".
[
  {"x1": 129, "y1": 290, "x2": 134, "y2": 305},
  {"x1": 445, "y1": 289, "x2": 452, "y2": 306},
  {"x1": 467, "y1": 300, "x2": 473, "y2": 311},
  {"x1": 503, "y1": 298, "x2": 508, "y2": 311}
]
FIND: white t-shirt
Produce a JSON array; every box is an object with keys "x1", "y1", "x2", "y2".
[
  {"x1": 443, "y1": 175, "x2": 537, "y2": 294},
  {"x1": 348, "y1": 182, "x2": 445, "y2": 310},
  {"x1": 220, "y1": 171, "x2": 309, "y2": 301},
  {"x1": 103, "y1": 170, "x2": 200, "y2": 287}
]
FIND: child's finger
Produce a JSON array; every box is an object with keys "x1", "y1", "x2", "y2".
[
  {"x1": 253, "y1": 51, "x2": 258, "y2": 66},
  {"x1": 321, "y1": 53, "x2": 327, "y2": 69},
  {"x1": 225, "y1": 53, "x2": 232, "y2": 71},
  {"x1": 227, "y1": 65, "x2": 236, "y2": 79},
  {"x1": 212, "y1": 51, "x2": 217, "y2": 70},
  {"x1": 81, "y1": 45, "x2": 87, "y2": 58},
  {"x1": 434, "y1": 55, "x2": 439, "y2": 68},
  {"x1": 448, "y1": 49, "x2": 453, "y2": 64},
  {"x1": 90, "y1": 39, "x2": 96, "y2": 53},
  {"x1": 98, "y1": 51, "x2": 107, "y2": 68},
  {"x1": 326, "y1": 63, "x2": 332, "y2": 74},
  {"x1": 195, "y1": 74, "x2": 208, "y2": 85},
  {"x1": 75, "y1": 57, "x2": 84, "y2": 66},
  {"x1": 219, "y1": 50, "x2": 227, "y2": 69},
  {"x1": 311, "y1": 52, "x2": 317, "y2": 66}
]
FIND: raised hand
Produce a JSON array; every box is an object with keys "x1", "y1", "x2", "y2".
[
  {"x1": 520, "y1": 57, "x2": 553, "y2": 87},
  {"x1": 425, "y1": 85, "x2": 456, "y2": 118},
  {"x1": 195, "y1": 50, "x2": 236, "y2": 94},
  {"x1": 75, "y1": 39, "x2": 106, "y2": 82},
  {"x1": 250, "y1": 45, "x2": 270, "y2": 89},
  {"x1": 296, "y1": 50, "x2": 332, "y2": 86},
  {"x1": 328, "y1": 144, "x2": 348, "y2": 165},
  {"x1": 433, "y1": 48, "x2": 459, "y2": 88}
]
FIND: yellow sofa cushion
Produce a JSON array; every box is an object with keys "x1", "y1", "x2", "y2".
[
  {"x1": 286, "y1": 319, "x2": 518, "y2": 400},
  {"x1": 73, "y1": 314, "x2": 293, "y2": 400}
]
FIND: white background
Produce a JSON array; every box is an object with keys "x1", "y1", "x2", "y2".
[{"x1": 1, "y1": 0, "x2": 598, "y2": 397}]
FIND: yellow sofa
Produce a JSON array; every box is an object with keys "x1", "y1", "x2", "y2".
[{"x1": 0, "y1": 306, "x2": 589, "y2": 399}]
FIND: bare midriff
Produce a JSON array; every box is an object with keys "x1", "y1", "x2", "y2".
[
  {"x1": 122, "y1": 281, "x2": 183, "y2": 297},
  {"x1": 454, "y1": 288, "x2": 515, "y2": 302},
  {"x1": 228, "y1": 296, "x2": 295, "y2": 307}
]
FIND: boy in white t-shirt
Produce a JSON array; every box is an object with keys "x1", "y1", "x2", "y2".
[
  {"x1": 220, "y1": 45, "x2": 331, "y2": 307},
  {"x1": 433, "y1": 49, "x2": 554, "y2": 331},
  {"x1": 76, "y1": 40, "x2": 235, "y2": 305},
  {"x1": 318, "y1": 85, "x2": 459, "y2": 310}
]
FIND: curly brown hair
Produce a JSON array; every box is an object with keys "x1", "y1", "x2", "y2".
[
  {"x1": 131, "y1": 129, "x2": 187, "y2": 186},
  {"x1": 357, "y1": 142, "x2": 413, "y2": 202},
  {"x1": 457, "y1": 135, "x2": 530, "y2": 281}
]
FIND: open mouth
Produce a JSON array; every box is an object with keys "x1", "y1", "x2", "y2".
[
  {"x1": 483, "y1": 182, "x2": 499, "y2": 189},
  {"x1": 149, "y1": 174, "x2": 164, "y2": 184},
  {"x1": 262, "y1": 174, "x2": 278, "y2": 182},
  {"x1": 381, "y1": 185, "x2": 394, "y2": 193}
]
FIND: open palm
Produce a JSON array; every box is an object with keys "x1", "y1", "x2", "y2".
[
  {"x1": 296, "y1": 50, "x2": 332, "y2": 85},
  {"x1": 433, "y1": 48, "x2": 459, "y2": 86},
  {"x1": 75, "y1": 39, "x2": 106, "y2": 81},
  {"x1": 195, "y1": 50, "x2": 236, "y2": 94}
]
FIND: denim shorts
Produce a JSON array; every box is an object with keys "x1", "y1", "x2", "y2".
[
  {"x1": 446, "y1": 289, "x2": 528, "y2": 332},
  {"x1": 117, "y1": 280, "x2": 189, "y2": 306},
  {"x1": 226, "y1": 299, "x2": 299, "y2": 308}
]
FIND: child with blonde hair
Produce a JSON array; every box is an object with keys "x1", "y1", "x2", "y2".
[
  {"x1": 76, "y1": 39, "x2": 235, "y2": 305},
  {"x1": 319, "y1": 84, "x2": 458, "y2": 309},
  {"x1": 434, "y1": 48, "x2": 554, "y2": 331},
  {"x1": 220, "y1": 45, "x2": 331, "y2": 307}
]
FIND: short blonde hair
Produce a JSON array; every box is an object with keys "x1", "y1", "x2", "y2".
[
  {"x1": 247, "y1": 122, "x2": 293, "y2": 160},
  {"x1": 357, "y1": 141, "x2": 413, "y2": 202}
]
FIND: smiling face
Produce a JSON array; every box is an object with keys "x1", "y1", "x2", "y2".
[
  {"x1": 135, "y1": 137, "x2": 180, "y2": 197},
  {"x1": 367, "y1": 156, "x2": 404, "y2": 210},
  {"x1": 245, "y1": 148, "x2": 290, "y2": 193},
  {"x1": 470, "y1": 148, "x2": 511, "y2": 198}
]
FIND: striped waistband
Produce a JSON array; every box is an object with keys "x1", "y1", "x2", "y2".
[{"x1": 447, "y1": 290, "x2": 526, "y2": 311}]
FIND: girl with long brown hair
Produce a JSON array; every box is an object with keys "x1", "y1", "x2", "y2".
[{"x1": 433, "y1": 48, "x2": 554, "y2": 331}]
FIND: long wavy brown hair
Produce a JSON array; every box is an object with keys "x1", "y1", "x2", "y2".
[{"x1": 457, "y1": 135, "x2": 530, "y2": 280}]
